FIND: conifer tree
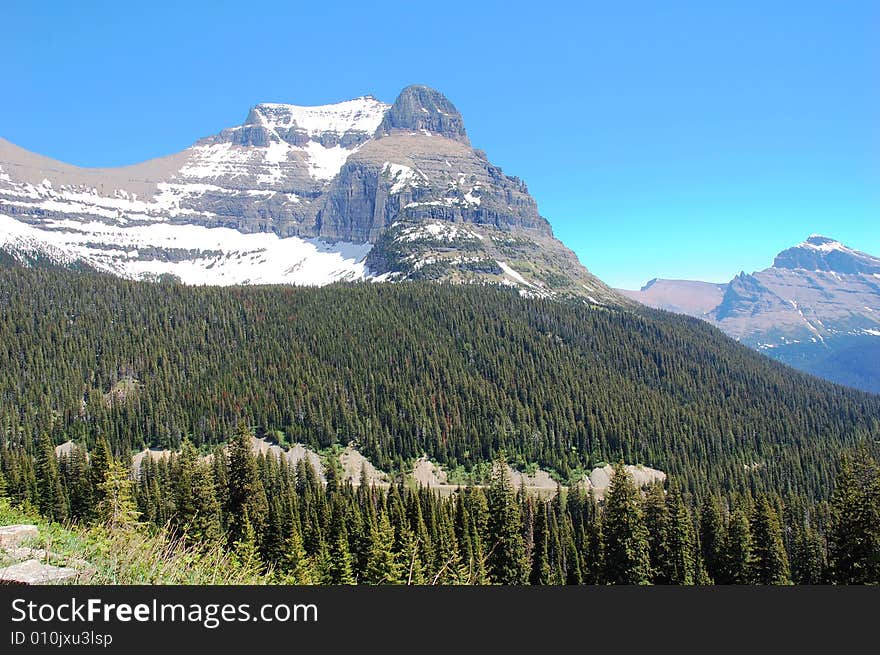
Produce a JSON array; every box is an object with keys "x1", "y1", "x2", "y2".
[
  {"x1": 232, "y1": 509, "x2": 261, "y2": 569},
  {"x1": 397, "y1": 524, "x2": 426, "y2": 585},
  {"x1": 602, "y1": 463, "x2": 651, "y2": 584},
  {"x1": 699, "y1": 495, "x2": 726, "y2": 584},
  {"x1": 750, "y1": 498, "x2": 791, "y2": 585},
  {"x1": 89, "y1": 437, "x2": 112, "y2": 506},
  {"x1": 643, "y1": 482, "x2": 667, "y2": 581},
  {"x1": 828, "y1": 451, "x2": 880, "y2": 584},
  {"x1": 281, "y1": 523, "x2": 315, "y2": 584},
  {"x1": 364, "y1": 513, "x2": 401, "y2": 584},
  {"x1": 582, "y1": 493, "x2": 605, "y2": 584},
  {"x1": 60, "y1": 446, "x2": 92, "y2": 520},
  {"x1": 791, "y1": 521, "x2": 825, "y2": 585},
  {"x1": 324, "y1": 528, "x2": 356, "y2": 585},
  {"x1": 530, "y1": 502, "x2": 551, "y2": 585},
  {"x1": 35, "y1": 436, "x2": 67, "y2": 521},
  {"x1": 723, "y1": 507, "x2": 755, "y2": 584},
  {"x1": 662, "y1": 486, "x2": 695, "y2": 584},
  {"x1": 97, "y1": 458, "x2": 141, "y2": 530},
  {"x1": 486, "y1": 459, "x2": 528, "y2": 585},
  {"x1": 226, "y1": 422, "x2": 269, "y2": 548}
]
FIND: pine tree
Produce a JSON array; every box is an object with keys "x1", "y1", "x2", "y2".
[
  {"x1": 97, "y1": 458, "x2": 141, "y2": 530},
  {"x1": 486, "y1": 459, "x2": 528, "y2": 585},
  {"x1": 232, "y1": 509, "x2": 261, "y2": 569},
  {"x1": 281, "y1": 524, "x2": 315, "y2": 584},
  {"x1": 602, "y1": 463, "x2": 651, "y2": 584},
  {"x1": 529, "y1": 502, "x2": 552, "y2": 585},
  {"x1": 35, "y1": 436, "x2": 67, "y2": 521},
  {"x1": 750, "y1": 498, "x2": 791, "y2": 585},
  {"x1": 226, "y1": 422, "x2": 269, "y2": 549},
  {"x1": 364, "y1": 513, "x2": 401, "y2": 584},
  {"x1": 324, "y1": 528, "x2": 356, "y2": 585},
  {"x1": 662, "y1": 486, "x2": 695, "y2": 584},
  {"x1": 170, "y1": 440, "x2": 223, "y2": 547},
  {"x1": 60, "y1": 445, "x2": 92, "y2": 520},
  {"x1": 791, "y1": 520, "x2": 825, "y2": 585},
  {"x1": 89, "y1": 437, "x2": 112, "y2": 507},
  {"x1": 828, "y1": 451, "x2": 880, "y2": 584},
  {"x1": 699, "y1": 495, "x2": 726, "y2": 584},
  {"x1": 723, "y1": 507, "x2": 755, "y2": 584},
  {"x1": 643, "y1": 482, "x2": 667, "y2": 581},
  {"x1": 582, "y1": 493, "x2": 605, "y2": 584}
]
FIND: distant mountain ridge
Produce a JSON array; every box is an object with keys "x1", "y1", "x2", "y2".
[
  {"x1": 0, "y1": 85, "x2": 617, "y2": 302},
  {"x1": 619, "y1": 235, "x2": 880, "y2": 393}
]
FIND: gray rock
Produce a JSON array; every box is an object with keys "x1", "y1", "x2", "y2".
[
  {"x1": 0, "y1": 524, "x2": 39, "y2": 549},
  {"x1": 0, "y1": 559, "x2": 81, "y2": 585},
  {"x1": 377, "y1": 85, "x2": 469, "y2": 143}
]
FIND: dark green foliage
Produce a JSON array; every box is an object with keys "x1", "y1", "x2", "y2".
[
  {"x1": 1, "y1": 267, "x2": 879, "y2": 584},
  {"x1": 750, "y1": 498, "x2": 791, "y2": 585},
  {"x1": 660, "y1": 486, "x2": 695, "y2": 584},
  {"x1": 602, "y1": 463, "x2": 651, "y2": 584},
  {"x1": 225, "y1": 423, "x2": 268, "y2": 548},
  {"x1": 2, "y1": 437, "x2": 880, "y2": 584},
  {"x1": 35, "y1": 436, "x2": 67, "y2": 522},
  {"x1": 828, "y1": 450, "x2": 880, "y2": 584},
  {"x1": 486, "y1": 460, "x2": 528, "y2": 584},
  {"x1": 171, "y1": 439, "x2": 222, "y2": 546},
  {"x1": 699, "y1": 496, "x2": 726, "y2": 584},
  {"x1": 1, "y1": 267, "x2": 878, "y2": 502},
  {"x1": 723, "y1": 506, "x2": 755, "y2": 585}
]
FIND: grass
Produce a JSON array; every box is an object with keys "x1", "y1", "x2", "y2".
[{"x1": 0, "y1": 499, "x2": 270, "y2": 584}]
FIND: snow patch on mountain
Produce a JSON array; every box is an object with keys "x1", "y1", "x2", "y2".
[
  {"x1": 396, "y1": 221, "x2": 483, "y2": 243},
  {"x1": 383, "y1": 162, "x2": 427, "y2": 194},
  {"x1": 0, "y1": 213, "x2": 373, "y2": 286},
  {"x1": 254, "y1": 97, "x2": 388, "y2": 137}
]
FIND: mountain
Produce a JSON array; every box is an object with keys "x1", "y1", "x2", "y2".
[
  {"x1": 620, "y1": 235, "x2": 880, "y2": 393},
  {"x1": 618, "y1": 278, "x2": 728, "y2": 317},
  {"x1": 0, "y1": 85, "x2": 617, "y2": 302}
]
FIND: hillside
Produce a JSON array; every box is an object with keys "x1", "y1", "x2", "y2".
[{"x1": 1, "y1": 266, "x2": 878, "y2": 500}]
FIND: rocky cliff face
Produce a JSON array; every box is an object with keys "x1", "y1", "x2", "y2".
[
  {"x1": 620, "y1": 236, "x2": 880, "y2": 393},
  {"x1": 0, "y1": 85, "x2": 618, "y2": 301}
]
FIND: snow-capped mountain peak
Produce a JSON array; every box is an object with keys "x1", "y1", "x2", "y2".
[
  {"x1": 249, "y1": 96, "x2": 390, "y2": 138},
  {"x1": 0, "y1": 85, "x2": 620, "y2": 303},
  {"x1": 800, "y1": 234, "x2": 847, "y2": 252},
  {"x1": 773, "y1": 235, "x2": 880, "y2": 274}
]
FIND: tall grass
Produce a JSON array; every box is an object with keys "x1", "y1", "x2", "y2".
[{"x1": 0, "y1": 499, "x2": 270, "y2": 584}]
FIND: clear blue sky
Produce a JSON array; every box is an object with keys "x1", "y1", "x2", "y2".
[{"x1": 2, "y1": 1, "x2": 877, "y2": 289}]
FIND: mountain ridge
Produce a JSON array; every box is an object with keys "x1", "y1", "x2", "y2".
[
  {"x1": 619, "y1": 235, "x2": 880, "y2": 393},
  {"x1": 0, "y1": 85, "x2": 619, "y2": 303}
]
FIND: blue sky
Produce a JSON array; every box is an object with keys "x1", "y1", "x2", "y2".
[{"x1": 2, "y1": 1, "x2": 877, "y2": 289}]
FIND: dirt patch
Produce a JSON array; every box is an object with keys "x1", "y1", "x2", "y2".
[
  {"x1": 582, "y1": 464, "x2": 666, "y2": 499},
  {"x1": 249, "y1": 436, "x2": 285, "y2": 459},
  {"x1": 286, "y1": 444, "x2": 326, "y2": 482},
  {"x1": 412, "y1": 456, "x2": 449, "y2": 487},
  {"x1": 504, "y1": 465, "x2": 559, "y2": 490},
  {"x1": 54, "y1": 440, "x2": 79, "y2": 458},
  {"x1": 131, "y1": 448, "x2": 173, "y2": 472},
  {"x1": 338, "y1": 446, "x2": 388, "y2": 486}
]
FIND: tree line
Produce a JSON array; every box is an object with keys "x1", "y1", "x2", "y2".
[{"x1": 2, "y1": 425, "x2": 878, "y2": 584}]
